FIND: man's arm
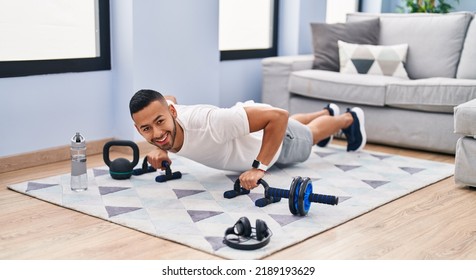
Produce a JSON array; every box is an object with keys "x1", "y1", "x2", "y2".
[{"x1": 238, "y1": 106, "x2": 289, "y2": 190}]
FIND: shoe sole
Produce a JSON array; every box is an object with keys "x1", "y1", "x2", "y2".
[{"x1": 350, "y1": 107, "x2": 366, "y2": 152}]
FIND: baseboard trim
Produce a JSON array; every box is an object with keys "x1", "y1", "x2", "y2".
[
  {"x1": 0, "y1": 138, "x2": 157, "y2": 174},
  {"x1": 0, "y1": 138, "x2": 158, "y2": 174},
  {"x1": 0, "y1": 138, "x2": 114, "y2": 174}
]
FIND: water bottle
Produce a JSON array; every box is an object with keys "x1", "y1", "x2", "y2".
[{"x1": 70, "y1": 132, "x2": 88, "y2": 191}]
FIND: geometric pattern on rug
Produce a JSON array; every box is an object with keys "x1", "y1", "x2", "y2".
[{"x1": 7, "y1": 145, "x2": 454, "y2": 260}]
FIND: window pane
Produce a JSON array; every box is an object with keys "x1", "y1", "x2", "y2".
[
  {"x1": 326, "y1": 0, "x2": 359, "y2": 23},
  {"x1": 219, "y1": 0, "x2": 274, "y2": 51},
  {"x1": 0, "y1": 0, "x2": 98, "y2": 61}
]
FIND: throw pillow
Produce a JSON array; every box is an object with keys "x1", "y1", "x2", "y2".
[
  {"x1": 338, "y1": 40, "x2": 410, "y2": 79},
  {"x1": 310, "y1": 18, "x2": 380, "y2": 72}
]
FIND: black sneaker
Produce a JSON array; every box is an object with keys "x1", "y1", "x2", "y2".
[
  {"x1": 342, "y1": 107, "x2": 366, "y2": 152},
  {"x1": 317, "y1": 103, "x2": 340, "y2": 147}
]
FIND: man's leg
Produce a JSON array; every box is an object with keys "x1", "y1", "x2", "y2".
[
  {"x1": 291, "y1": 104, "x2": 366, "y2": 152},
  {"x1": 305, "y1": 113, "x2": 353, "y2": 145},
  {"x1": 290, "y1": 103, "x2": 339, "y2": 124},
  {"x1": 291, "y1": 103, "x2": 340, "y2": 147},
  {"x1": 290, "y1": 109, "x2": 329, "y2": 124}
]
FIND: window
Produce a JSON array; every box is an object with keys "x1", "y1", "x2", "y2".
[
  {"x1": 0, "y1": 0, "x2": 110, "y2": 78},
  {"x1": 219, "y1": 0, "x2": 279, "y2": 61},
  {"x1": 326, "y1": 0, "x2": 361, "y2": 23}
]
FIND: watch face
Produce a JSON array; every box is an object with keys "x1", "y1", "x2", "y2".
[{"x1": 252, "y1": 160, "x2": 260, "y2": 168}]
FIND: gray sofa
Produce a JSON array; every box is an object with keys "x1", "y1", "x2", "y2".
[
  {"x1": 454, "y1": 99, "x2": 476, "y2": 186},
  {"x1": 262, "y1": 12, "x2": 476, "y2": 154}
]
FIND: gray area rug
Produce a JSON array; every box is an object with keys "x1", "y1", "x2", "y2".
[{"x1": 8, "y1": 145, "x2": 454, "y2": 259}]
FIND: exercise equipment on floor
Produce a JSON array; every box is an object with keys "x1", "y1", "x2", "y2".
[
  {"x1": 103, "y1": 140, "x2": 139, "y2": 180},
  {"x1": 155, "y1": 161, "x2": 182, "y2": 182},
  {"x1": 259, "y1": 177, "x2": 339, "y2": 216},
  {"x1": 131, "y1": 156, "x2": 157, "y2": 176},
  {"x1": 103, "y1": 140, "x2": 181, "y2": 182},
  {"x1": 224, "y1": 177, "x2": 339, "y2": 216},
  {"x1": 223, "y1": 179, "x2": 251, "y2": 198},
  {"x1": 132, "y1": 157, "x2": 182, "y2": 183},
  {"x1": 223, "y1": 216, "x2": 271, "y2": 250}
]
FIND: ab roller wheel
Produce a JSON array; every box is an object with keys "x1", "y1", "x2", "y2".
[
  {"x1": 224, "y1": 177, "x2": 338, "y2": 216},
  {"x1": 268, "y1": 176, "x2": 339, "y2": 216}
]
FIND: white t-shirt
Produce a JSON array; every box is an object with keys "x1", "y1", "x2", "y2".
[{"x1": 173, "y1": 102, "x2": 282, "y2": 172}]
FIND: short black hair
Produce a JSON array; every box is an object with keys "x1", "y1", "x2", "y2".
[{"x1": 129, "y1": 89, "x2": 167, "y2": 116}]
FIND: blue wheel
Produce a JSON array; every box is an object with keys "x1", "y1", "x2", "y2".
[
  {"x1": 297, "y1": 177, "x2": 312, "y2": 216},
  {"x1": 288, "y1": 176, "x2": 301, "y2": 215}
]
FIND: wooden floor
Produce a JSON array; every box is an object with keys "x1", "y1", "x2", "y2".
[{"x1": 1, "y1": 141, "x2": 475, "y2": 260}]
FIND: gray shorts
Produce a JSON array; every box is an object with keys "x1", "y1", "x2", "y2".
[{"x1": 276, "y1": 118, "x2": 313, "y2": 165}]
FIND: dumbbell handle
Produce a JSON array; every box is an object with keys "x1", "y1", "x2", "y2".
[
  {"x1": 224, "y1": 179, "x2": 250, "y2": 199},
  {"x1": 309, "y1": 193, "x2": 339, "y2": 205},
  {"x1": 267, "y1": 187, "x2": 338, "y2": 205},
  {"x1": 156, "y1": 161, "x2": 182, "y2": 183}
]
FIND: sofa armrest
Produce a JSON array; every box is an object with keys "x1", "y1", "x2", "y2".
[
  {"x1": 261, "y1": 55, "x2": 314, "y2": 110},
  {"x1": 454, "y1": 98, "x2": 476, "y2": 136}
]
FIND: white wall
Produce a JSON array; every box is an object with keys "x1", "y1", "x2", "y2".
[
  {"x1": 0, "y1": 0, "x2": 221, "y2": 157},
  {"x1": 3, "y1": 0, "x2": 473, "y2": 158},
  {"x1": 457, "y1": 0, "x2": 476, "y2": 12},
  {"x1": 278, "y1": 0, "x2": 301, "y2": 56},
  {"x1": 0, "y1": 0, "x2": 341, "y2": 158},
  {"x1": 0, "y1": 60, "x2": 113, "y2": 157},
  {"x1": 297, "y1": 0, "x2": 327, "y2": 54},
  {"x1": 131, "y1": 0, "x2": 220, "y2": 106},
  {"x1": 219, "y1": 0, "x2": 327, "y2": 108},
  {"x1": 219, "y1": 60, "x2": 263, "y2": 107},
  {"x1": 110, "y1": 0, "x2": 134, "y2": 141},
  {"x1": 362, "y1": 0, "x2": 383, "y2": 13},
  {"x1": 112, "y1": 0, "x2": 220, "y2": 141}
]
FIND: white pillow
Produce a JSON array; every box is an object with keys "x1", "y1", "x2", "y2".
[{"x1": 338, "y1": 40, "x2": 409, "y2": 79}]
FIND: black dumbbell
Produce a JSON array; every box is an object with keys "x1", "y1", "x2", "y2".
[{"x1": 256, "y1": 177, "x2": 338, "y2": 216}]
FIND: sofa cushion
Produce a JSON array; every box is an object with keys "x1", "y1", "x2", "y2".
[
  {"x1": 347, "y1": 12, "x2": 473, "y2": 79},
  {"x1": 338, "y1": 40, "x2": 409, "y2": 79},
  {"x1": 386, "y1": 78, "x2": 476, "y2": 113},
  {"x1": 457, "y1": 14, "x2": 476, "y2": 79},
  {"x1": 289, "y1": 69, "x2": 401, "y2": 106},
  {"x1": 310, "y1": 18, "x2": 380, "y2": 72},
  {"x1": 454, "y1": 99, "x2": 476, "y2": 136}
]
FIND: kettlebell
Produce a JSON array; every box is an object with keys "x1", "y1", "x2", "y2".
[{"x1": 103, "y1": 140, "x2": 140, "y2": 180}]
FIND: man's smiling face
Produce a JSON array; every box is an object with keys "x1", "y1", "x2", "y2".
[{"x1": 132, "y1": 100, "x2": 178, "y2": 151}]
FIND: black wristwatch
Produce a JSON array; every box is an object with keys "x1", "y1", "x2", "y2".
[{"x1": 252, "y1": 160, "x2": 269, "y2": 172}]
